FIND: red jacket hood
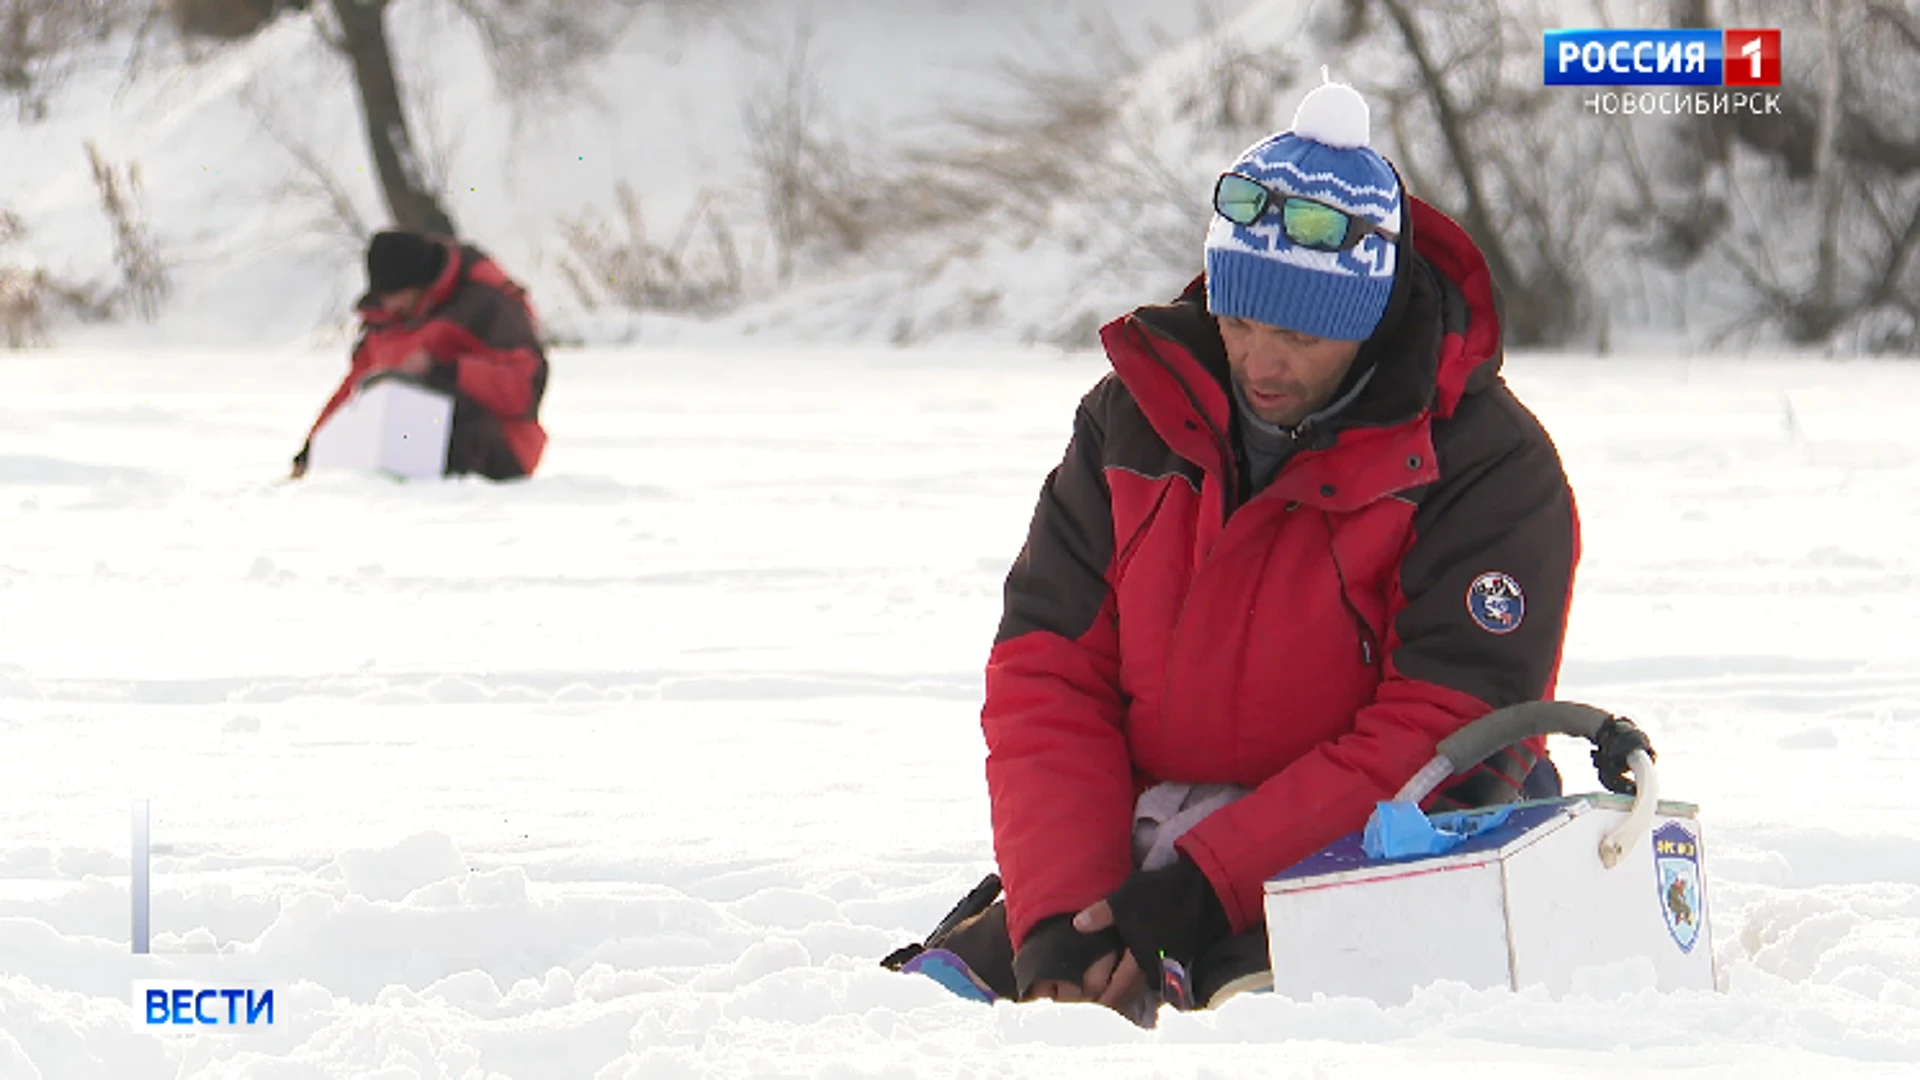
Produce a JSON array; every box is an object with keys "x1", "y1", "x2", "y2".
[{"x1": 1405, "y1": 197, "x2": 1504, "y2": 417}]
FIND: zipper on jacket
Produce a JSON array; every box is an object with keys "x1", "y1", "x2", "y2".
[{"x1": 1325, "y1": 522, "x2": 1382, "y2": 668}]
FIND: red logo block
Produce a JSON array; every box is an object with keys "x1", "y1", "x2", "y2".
[{"x1": 1724, "y1": 28, "x2": 1781, "y2": 86}]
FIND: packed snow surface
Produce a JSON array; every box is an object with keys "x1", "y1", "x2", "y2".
[{"x1": 0, "y1": 347, "x2": 1916, "y2": 1077}]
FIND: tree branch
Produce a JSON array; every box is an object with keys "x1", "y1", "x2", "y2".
[
  {"x1": 1864, "y1": 0, "x2": 1920, "y2": 54},
  {"x1": 1866, "y1": 193, "x2": 1920, "y2": 310},
  {"x1": 1374, "y1": 0, "x2": 1523, "y2": 300}
]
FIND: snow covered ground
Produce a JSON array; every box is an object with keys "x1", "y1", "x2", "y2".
[{"x1": 0, "y1": 346, "x2": 1917, "y2": 1077}]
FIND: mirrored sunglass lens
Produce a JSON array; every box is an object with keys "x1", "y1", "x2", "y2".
[
  {"x1": 1282, "y1": 198, "x2": 1352, "y2": 249},
  {"x1": 1215, "y1": 175, "x2": 1269, "y2": 225}
]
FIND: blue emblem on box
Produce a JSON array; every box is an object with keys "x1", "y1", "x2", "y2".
[
  {"x1": 1652, "y1": 821, "x2": 1703, "y2": 953},
  {"x1": 1467, "y1": 571, "x2": 1525, "y2": 634}
]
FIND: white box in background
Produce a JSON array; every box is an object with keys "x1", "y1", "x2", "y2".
[
  {"x1": 1263, "y1": 795, "x2": 1717, "y2": 1004},
  {"x1": 306, "y1": 376, "x2": 452, "y2": 481}
]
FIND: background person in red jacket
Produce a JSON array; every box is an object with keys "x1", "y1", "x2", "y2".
[
  {"x1": 927, "y1": 81, "x2": 1580, "y2": 1019},
  {"x1": 291, "y1": 230, "x2": 550, "y2": 481}
]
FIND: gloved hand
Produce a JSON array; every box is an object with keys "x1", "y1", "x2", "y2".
[
  {"x1": 1592, "y1": 715, "x2": 1656, "y2": 795},
  {"x1": 1011, "y1": 914, "x2": 1121, "y2": 1001},
  {"x1": 1072, "y1": 854, "x2": 1231, "y2": 1006}
]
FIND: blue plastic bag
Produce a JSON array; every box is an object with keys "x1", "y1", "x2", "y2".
[{"x1": 1362, "y1": 801, "x2": 1516, "y2": 859}]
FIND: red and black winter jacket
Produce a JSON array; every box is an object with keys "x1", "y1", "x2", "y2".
[
  {"x1": 300, "y1": 241, "x2": 550, "y2": 474},
  {"x1": 982, "y1": 197, "x2": 1581, "y2": 946}
]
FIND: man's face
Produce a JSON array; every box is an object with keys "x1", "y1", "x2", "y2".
[
  {"x1": 377, "y1": 286, "x2": 425, "y2": 316},
  {"x1": 1217, "y1": 315, "x2": 1364, "y2": 427}
]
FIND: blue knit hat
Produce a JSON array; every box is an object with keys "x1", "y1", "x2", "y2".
[{"x1": 1204, "y1": 80, "x2": 1403, "y2": 342}]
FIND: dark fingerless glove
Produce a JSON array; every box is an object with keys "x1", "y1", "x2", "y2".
[
  {"x1": 1102, "y1": 854, "x2": 1231, "y2": 982},
  {"x1": 1011, "y1": 913, "x2": 1121, "y2": 1000}
]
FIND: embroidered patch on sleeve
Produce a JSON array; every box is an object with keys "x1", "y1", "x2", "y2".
[{"x1": 1467, "y1": 571, "x2": 1525, "y2": 634}]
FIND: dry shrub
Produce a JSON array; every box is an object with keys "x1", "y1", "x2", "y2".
[
  {"x1": 1, "y1": 210, "x2": 48, "y2": 347},
  {"x1": 558, "y1": 183, "x2": 742, "y2": 314},
  {"x1": 86, "y1": 140, "x2": 170, "y2": 321},
  {"x1": 737, "y1": 17, "x2": 896, "y2": 282},
  {"x1": 0, "y1": 140, "x2": 170, "y2": 348},
  {"x1": 732, "y1": 14, "x2": 1129, "y2": 283},
  {"x1": 0, "y1": 206, "x2": 44, "y2": 345},
  {"x1": 0, "y1": 266, "x2": 102, "y2": 348}
]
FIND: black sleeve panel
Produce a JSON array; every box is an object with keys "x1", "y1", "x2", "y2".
[
  {"x1": 439, "y1": 281, "x2": 542, "y2": 353},
  {"x1": 995, "y1": 377, "x2": 1123, "y2": 646},
  {"x1": 433, "y1": 276, "x2": 549, "y2": 419},
  {"x1": 1391, "y1": 381, "x2": 1577, "y2": 710}
]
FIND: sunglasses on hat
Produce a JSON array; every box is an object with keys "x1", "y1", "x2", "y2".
[{"x1": 1212, "y1": 172, "x2": 1400, "y2": 252}]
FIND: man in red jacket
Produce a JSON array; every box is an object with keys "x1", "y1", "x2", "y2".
[
  {"x1": 907, "y1": 82, "x2": 1579, "y2": 1019},
  {"x1": 291, "y1": 230, "x2": 550, "y2": 480}
]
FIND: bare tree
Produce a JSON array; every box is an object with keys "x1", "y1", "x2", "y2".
[
  {"x1": 1374, "y1": 0, "x2": 1515, "y2": 294},
  {"x1": 1683, "y1": 0, "x2": 1920, "y2": 349},
  {"x1": 444, "y1": 0, "x2": 646, "y2": 103},
  {"x1": 1371, "y1": 0, "x2": 1605, "y2": 347},
  {"x1": 166, "y1": 0, "x2": 312, "y2": 41},
  {"x1": 1806, "y1": 0, "x2": 1846, "y2": 336},
  {"x1": 319, "y1": 0, "x2": 455, "y2": 235},
  {"x1": 309, "y1": 0, "x2": 681, "y2": 236},
  {"x1": 1603, "y1": 8, "x2": 1729, "y2": 279},
  {"x1": 252, "y1": 92, "x2": 374, "y2": 245}
]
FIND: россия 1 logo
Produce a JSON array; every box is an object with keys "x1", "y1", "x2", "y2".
[
  {"x1": 1546, "y1": 28, "x2": 1781, "y2": 117},
  {"x1": 1544, "y1": 28, "x2": 1780, "y2": 86}
]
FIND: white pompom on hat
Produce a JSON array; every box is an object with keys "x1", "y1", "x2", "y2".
[{"x1": 1289, "y1": 76, "x2": 1372, "y2": 149}]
